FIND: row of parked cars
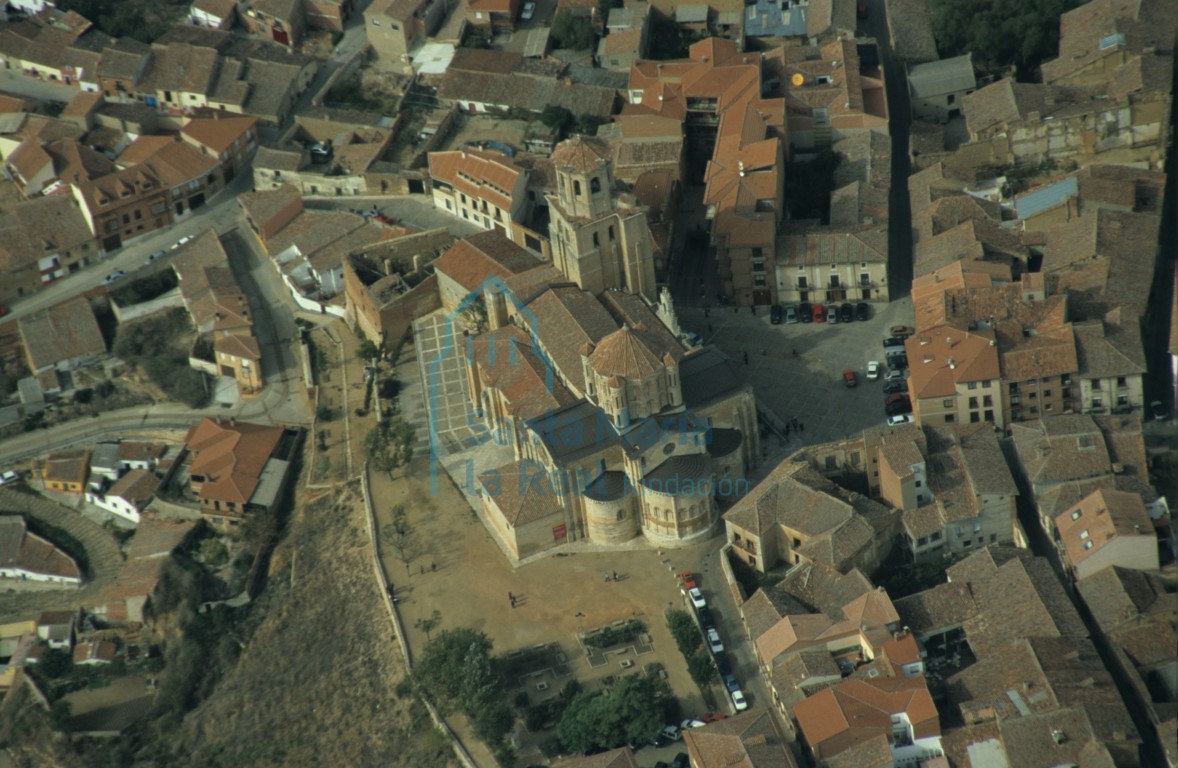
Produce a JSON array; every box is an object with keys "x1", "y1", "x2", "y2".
[
  {"x1": 681, "y1": 573, "x2": 748, "y2": 713},
  {"x1": 771, "y1": 301, "x2": 871, "y2": 325}
]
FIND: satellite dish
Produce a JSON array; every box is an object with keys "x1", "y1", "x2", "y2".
[{"x1": 790, "y1": 73, "x2": 805, "y2": 87}]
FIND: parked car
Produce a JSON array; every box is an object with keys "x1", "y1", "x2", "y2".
[
  {"x1": 770, "y1": 304, "x2": 783, "y2": 324},
  {"x1": 1150, "y1": 400, "x2": 1168, "y2": 421},
  {"x1": 839, "y1": 303, "x2": 854, "y2": 322},
  {"x1": 730, "y1": 688, "x2": 749, "y2": 711},
  {"x1": 883, "y1": 379, "x2": 907, "y2": 394},
  {"x1": 521, "y1": 1, "x2": 536, "y2": 19},
  {"x1": 885, "y1": 393, "x2": 910, "y2": 407},
  {"x1": 679, "y1": 571, "x2": 697, "y2": 589},
  {"x1": 672, "y1": 753, "x2": 690, "y2": 768},
  {"x1": 170, "y1": 235, "x2": 193, "y2": 250},
  {"x1": 798, "y1": 302, "x2": 813, "y2": 323},
  {"x1": 103, "y1": 270, "x2": 125, "y2": 284},
  {"x1": 697, "y1": 607, "x2": 715, "y2": 629},
  {"x1": 0, "y1": 470, "x2": 20, "y2": 486},
  {"x1": 686, "y1": 587, "x2": 706, "y2": 609},
  {"x1": 706, "y1": 628, "x2": 724, "y2": 654},
  {"x1": 813, "y1": 303, "x2": 826, "y2": 323},
  {"x1": 885, "y1": 398, "x2": 913, "y2": 416},
  {"x1": 146, "y1": 249, "x2": 166, "y2": 263},
  {"x1": 866, "y1": 361, "x2": 882, "y2": 380},
  {"x1": 856, "y1": 302, "x2": 870, "y2": 321},
  {"x1": 884, "y1": 368, "x2": 906, "y2": 382},
  {"x1": 701, "y1": 712, "x2": 727, "y2": 723},
  {"x1": 890, "y1": 325, "x2": 915, "y2": 338},
  {"x1": 661, "y1": 724, "x2": 682, "y2": 742},
  {"x1": 887, "y1": 414, "x2": 915, "y2": 426},
  {"x1": 886, "y1": 354, "x2": 908, "y2": 370},
  {"x1": 723, "y1": 674, "x2": 739, "y2": 692},
  {"x1": 648, "y1": 732, "x2": 669, "y2": 748},
  {"x1": 785, "y1": 305, "x2": 798, "y2": 324},
  {"x1": 680, "y1": 719, "x2": 705, "y2": 731},
  {"x1": 827, "y1": 305, "x2": 839, "y2": 324},
  {"x1": 842, "y1": 369, "x2": 858, "y2": 387},
  {"x1": 0, "y1": 305, "x2": 8, "y2": 316},
  {"x1": 882, "y1": 336, "x2": 906, "y2": 350},
  {"x1": 714, "y1": 652, "x2": 732, "y2": 676}
]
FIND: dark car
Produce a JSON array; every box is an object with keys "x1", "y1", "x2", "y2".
[
  {"x1": 883, "y1": 336, "x2": 905, "y2": 350},
  {"x1": 714, "y1": 652, "x2": 732, "y2": 676},
  {"x1": 697, "y1": 607, "x2": 716, "y2": 629},
  {"x1": 885, "y1": 393, "x2": 909, "y2": 407},
  {"x1": 770, "y1": 304, "x2": 783, "y2": 324},
  {"x1": 839, "y1": 303, "x2": 854, "y2": 322},
  {"x1": 672, "y1": 753, "x2": 690, "y2": 768},
  {"x1": 799, "y1": 302, "x2": 813, "y2": 323},
  {"x1": 649, "y1": 733, "x2": 669, "y2": 748},
  {"x1": 886, "y1": 354, "x2": 908, "y2": 370},
  {"x1": 856, "y1": 302, "x2": 870, "y2": 321},
  {"x1": 885, "y1": 396, "x2": 912, "y2": 416},
  {"x1": 883, "y1": 379, "x2": 907, "y2": 394}
]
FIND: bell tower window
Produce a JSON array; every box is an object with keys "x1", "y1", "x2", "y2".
[{"x1": 590, "y1": 176, "x2": 601, "y2": 194}]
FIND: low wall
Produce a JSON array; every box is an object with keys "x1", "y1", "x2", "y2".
[
  {"x1": 188, "y1": 357, "x2": 218, "y2": 377},
  {"x1": 110, "y1": 289, "x2": 184, "y2": 324}
]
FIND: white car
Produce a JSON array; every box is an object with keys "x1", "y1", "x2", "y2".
[
  {"x1": 0, "y1": 470, "x2": 19, "y2": 485},
  {"x1": 730, "y1": 688, "x2": 748, "y2": 711},
  {"x1": 146, "y1": 249, "x2": 166, "y2": 264},
  {"x1": 687, "y1": 587, "x2": 706, "y2": 609},
  {"x1": 884, "y1": 368, "x2": 906, "y2": 382},
  {"x1": 866, "y1": 361, "x2": 882, "y2": 380},
  {"x1": 661, "y1": 724, "x2": 682, "y2": 742},
  {"x1": 171, "y1": 235, "x2": 193, "y2": 250},
  {"x1": 706, "y1": 627, "x2": 724, "y2": 654},
  {"x1": 887, "y1": 414, "x2": 914, "y2": 426},
  {"x1": 521, "y1": 1, "x2": 536, "y2": 19},
  {"x1": 680, "y1": 719, "x2": 705, "y2": 730},
  {"x1": 103, "y1": 270, "x2": 125, "y2": 284}
]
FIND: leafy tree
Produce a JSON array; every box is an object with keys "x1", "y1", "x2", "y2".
[
  {"x1": 415, "y1": 610, "x2": 443, "y2": 643},
  {"x1": 648, "y1": 11, "x2": 691, "y2": 60},
  {"x1": 316, "y1": 404, "x2": 333, "y2": 422},
  {"x1": 366, "y1": 417, "x2": 416, "y2": 478},
  {"x1": 558, "y1": 674, "x2": 668, "y2": 753},
  {"x1": 687, "y1": 651, "x2": 716, "y2": 688},
  {"x1": 551, "y1": 11, "x2": 595, "y2": 50},
  {"x1": 574, "y1": 114, "x2": 606, "y2": 137},
  {"x1": 414, "y1": 626, "x2": 515, "y2": 747},
  {"x1": 928, "y1": 0, "x2": 1081, "y2": 77},
  {"x1": 38, "y1": 648, "x2": 73, "y2": 679},
  {"x1": 666, "y1": 609, "x2": 702, "y2": 656},
  {"x1": 199, "y1": 538, "x2": 229, "y2": 568},
  {"x1": 382, "y1": 505, "x2": 417, "y2": 568},
  {"x1": 49, "y1": 700, "x2": 72, "y2": 733},
  {"x1": 357, "y1": 339, "x2": 382, "y2": 363},
  {"x1": 540, "y1": 106, "x2": 573, "y2": 133}
]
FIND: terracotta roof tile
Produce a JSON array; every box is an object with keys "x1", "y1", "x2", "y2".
[
  {"x1": 184, "y1": 417, "x2": 285, "y2": 505},
  {"x1": 18, "y1": 296, "x2": 106, "y2": 371},
  {"x1": 434, "y1": 231, "x2": 543, "y2": 293}
]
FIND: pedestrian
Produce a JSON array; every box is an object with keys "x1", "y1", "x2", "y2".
[
  {"x1": 431, "y1": 562, "x2": 436, "y2": 572},
  {"x1": 708, "y1": 324, "x2": 713, "y2": 334},
  {"x1": 420, "y1": 565, "x2": 424, "y2": 575},
  {"x1": 784, "y1": 423, "x2": 790, "y2": 437},
  {"x1": 613, "y1": 570, "x2": 618, "y2": 582},
  {"x1": 792, "y1": 348, "x2": 797, "y2": 357},
  {"x1": 743, "y1": 351, "x2": 749, "y2": 365},
  {"x1": 604, "y1": 571, "x2": 610, "y2": 582},
  {"x1": 800, "y1": 422, "x2": 805, "y2": 433},
  {"x1": 734, "y1": 306, "x2": 738, "y2": 314},
  {"x1": 511, "y1": 596, "x2": 516, "y2": 608},
  {"x1": 508, "y1": 592, "x2": 513, "y2": 601}
]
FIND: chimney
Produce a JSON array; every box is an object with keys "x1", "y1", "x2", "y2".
[
  {"x1": 1052, "y1": 729, "x2": 1067, "y2": 745},
  {"x1": 948, "y1": 358, "x2": 956, "y2": 369}
]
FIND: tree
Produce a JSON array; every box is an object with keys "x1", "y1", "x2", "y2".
[
  {"x1": 413, "y1": 625, "x2": 515, "y2": 748},
  {"x1": 366, "y1": 417, "x2": 416, "y2": 477},
  {"x1": 415, "y1": 610, "x2": 443, "y2": 643},
  {"x1": 666, "y1": 609, "x2": 702, "y2": 656},
  {"x1": 38, "y1": 648, "x2": 73, "y2": 679},
  {"x1": 551, "y1": 10, "x2": 595, "y2": 50},
  {"x1": 927, "y1": 0, "x2": 1081, "y2": 77},
  {"x1": 574, "y1": 114, "x2": 606, "y2": 137},
  {"x1": 357, "y1": 339, "x2": 383, "y2": 363},
  {"x1": 382, "y1": 505, "x2": 417, "y2": 566},
  {"x1": 49, "y1": 700, "x2": 72, "y2": 734},
  {"x1": 687, "y1": 651, "x2": 716, "y2": 688},
  {"x1": 558, "y1": 674, "x2": 668, "y2": 753},
  {"x1": 540, "y1": 106, "x2": 573, "y2": 133}
]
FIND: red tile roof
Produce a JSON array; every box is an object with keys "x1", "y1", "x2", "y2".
[{"x1": 184, "y1": 417, "x2": 285, "y2": 505}]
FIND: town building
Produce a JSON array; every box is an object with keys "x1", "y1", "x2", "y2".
[
  {"x1": 782, "y1": 39, "x2": 888, "y2": 153},
  {"x1": 182, "y1": 417, "x2": 300, "y2": 528},
  {"x1": 1053, "y1": 487, "x2": 1159, "y2": 580},
  {"x1": 364, "y1": 0, "x2": 447, "y2": 68},
  {"x1": 180, "y1": 110, "x2": 259, "y2": 182},
  {"x1": 92, "y1": 519, "x2": 195, "y2": 624},
  {"x1": 428, "y1": 147, "x2": 529, "y2": 242},
  {"x1": 238, "y1": 0, "x2": 306, "y2": 47},
  {"x1": 681, "y1": 708, "x2": 798, "y2": 767},
  {"x1": 906, "y1": 53, "x2": 976, "y2": 123},
  {"x1": 0, "y1": 516, "x2": 82, "y2": 586},
  {"x1": 116, "y1": 134, "x2": 223, "y2": 218},
  {"x1": 33, "y1": 449, "x2": 91, "y2": 494},
  {"x1": 0, "y1": 195, "x2": 100, "y2": 306},
  {"x1": 903, "y1": 325, "x2": 1004, "y2": 429},
  {"x1": 595, "y1": 1, "x2": 650, "y2": 72},
  {"x1": 17, "y1": 295, "x2": 106, "y2": 376},
  {"x1": 86, "y1": 469, "x2": 162, "y2": 525},
  {"x1": 187, "y1": 0, "x2": 238, "y2": 29}
]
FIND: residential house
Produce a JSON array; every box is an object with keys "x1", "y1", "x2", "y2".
[
  {"x1": 252, "y1": 122, "x2": 393, "y2": 198},
  {"x1": 0, "y1": 621, "x2": 37, "y2": 691},
  {"x1": 904, "y1": 325, "x2": 1004, "y2": 429},
  {"x1": 782, "y1": 39, "x2": 888, "y2": 153},
  {"x1": 89, "y1": 442, "x2": 123, "y2": 486},
  {"x1": 116, "y1": 442, "x2": 168, "y2": 471},
  {"x1": 777, "y1": 227, "x2": 889, "y2": 306},
  {"x1": 428, "y1": 147, "x2": 529, "y2": 242},
  {"x1": 906, "y1": 53, "x2": 975, "y2": 123},
  {"x1": 682, "y1": 708, "x2": 798, "y2": 767},
  {"x1": 1053, "y1": 488, "x2": 1158, "y2": 580},
  {"x1": 723, "y1": 457, "x2": 898, "y2": 574},
  {"x1": 238, "y1": 0, "x2": 306, "y2": 47},
  {"x1": 181, "y1": 109, "x2": 259, "y2": 182},
  {"x1": 18, "y1": 296, "x2": 106, "y2": 374},
  {"x1": 342, "y1": 228, "x2": 453, "y2": 348},
  {"x1": 0, "y1": 195, "x2": 100, "y2": 306},
  {"x1": 73, "y1": 640, "x2": 117, "y2": 665},
  {"x1": 183, "y1": 417, "x2": 299, "y2": 528},
  {"x1": 188, "y1": 0, "x2": 238, "y2": 29},
  {"x1": 304, "y1": 0, "x2": 352, "y2": 31},
  {"x1": 86, "y1": 469, "x2": 162, "y2": 524},
  {"x1": 34, "y1": 449, "x2": 90, "y2": 494},
  {"x1": 35, "y1": 611, "x2": 76, "y2": 651},
  {"x1": 172, "y1": 230, "x2": 264, "y2": 395},
  {"x1": 465, "y1": 0, "x2": 523, "y2": 32},
  {"x1": 94, "y1": 519, "x2": 195, "y2": 624},
  {"x1": 794, "y1": 675, "x2": 943, "y2": 765},
  {"x1": 0, "y1": 516, "x2": 82, "y2": 585},
  {"x1": 117, "y1": 135, "x2": 222, "y2": 218},
  {"x1": 364, "y1": 0, "x2": 447, "y2": 68},
  {"x1": 70, "y1": 161, "x2": 173, "y2": 251},
  {"x1": 595, "y1": 1, "x2": 650, "y2": 72},
  {"x1": 883, "y1": 0, "x2": 937, "y2": 62},
  {"x1": 433, "y1": 230, "x2": 545, "y2": 313},
  {"x1": 95, "y1": 37, "x2": 152, "y2": 101},
  {"x1": 550, "y1": 748, "x2": 639, "y2": 768},
  {"x1": 238, "y1": 183, "x2": 304, "y2": 243},
  {"x1": 626, "y1": 38, "x2": 786, "y2": 305},
  {"x1": 436, "y1": 48, "x2": 618, "y2": 119}
]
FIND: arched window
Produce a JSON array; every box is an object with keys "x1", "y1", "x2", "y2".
[
  {"x1": 593, "y1": 233, "x2": 599, "y2": 247},
  {"x1": 590, "y1": 176, "x2": 601, "y2": 194},
  {"x1": 574, "y1": 180, "x2": 582, "y2": 196}
]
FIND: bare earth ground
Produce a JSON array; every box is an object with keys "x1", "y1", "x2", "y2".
[{"x1": 175, "y1": 480, "x2": 455, "y2": 768}]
